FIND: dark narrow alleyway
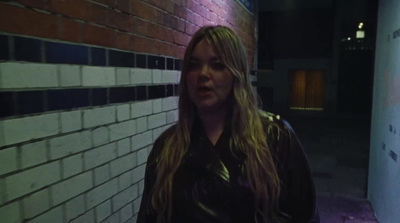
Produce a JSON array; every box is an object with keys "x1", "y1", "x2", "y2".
[{"x1": 287, "y1": 115, "x2": 379, "y2": 223}]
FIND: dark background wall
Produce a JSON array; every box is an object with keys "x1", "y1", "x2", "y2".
[{"x1": 257, "y1": 0, "x2": 377, "y2": 115}]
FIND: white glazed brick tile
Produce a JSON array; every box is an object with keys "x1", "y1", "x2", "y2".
[
  {"x1": 0, "y1": 62, "x2": 58, "y2": 88},
  {"x1": 49, "y1": 131, "x2": 91, "y2": 160},
  {"x1": 133, "y1": 196, "x2": 142, "y2": 214},
  {"x1": 152, "y1": 69, "x2": 162, "y2": 84},
  {"x1": 118, "y1": 171, "x2": 132, "y2": 191},
  {"x1": 62, "y1": 154, "x2": 84, "y2": 178},
  {"x1": 161, "y1": 70, "x2": 178, "y2": 83},
  {"x1": 59, "y1": 64, "x2": 81, "y2": 87},
  {"x1": 147, "y1": 145, "x2": 152, "y2": 157},
  {"x1": 132, "y1": 164, "x2": 146, "y2": 183},
  {"x1": 139, "y1": 179, "x2": 145, "y2": 196},
  {"x1": 61, "y1": 110, "x2": 82, "y2": 133},
  {"x1": 147, "y1": 113, "x2": 166, "y2": 129},
  {"x1": 29, "y1": 206, "x2": 63, "y2": 223},
  {"x1": 117, "y1": 138, "x2": 131, "y2": 157},
  {"x1": 92, "y1": 126, "x2": 109, "y2": 147},
  {"x1": 152, "y1": 99, "x2": 162, "y2": 113},
  {"x1": 112, "y1": 185, "x2": 137, "y2": 211},
  {"x1": 137, "y1": 148, "x2": 149, "y2": 165},
  {"x1": 152, "y1": 127, "x2": 165, "y2": 141},
  {"x1": 21, "y1": 140, "x2": 47, "y2": 169},
  {"x1": 81, "y1": 66, "x2": 115, "y2": 86},
  {"x1": 65, "y1": 195, "x2": 85, "y2": 222},
  {"x1": 52, "y1": 172, "x2": 93, "y2": 205},
  {"x1": 130, "y1": 68, "x2": 152, "y2": 85},
  {"x1": 83, "y1": 106, "x2": 116, "y2": 129},
  {"x1": 131, "y1": 131, "x2": 153, "y2": 152},
  {"x1": 110, "y1": 153, "x2": 136, "y2": 178},
  {"x1": 96, "y1": 200, "x2": 112, "y2": 222},
  {"x1": 86, "y1": 178, "x2": 118, "y2": 209},
  {"x1": 162, "y1": 96, "x2": 179, "y2": 111},
  {"x1": 69, "y1": 209, "x2": 95, "y2": 223},
  {"x1": 166, "y1": 110, "x2": 178, "y2": 124},
  {"x1": 0, "y1": 114, "x2": 59, "y2": 147},
  {"x1": 23, "y1": 189, "x2": 50, "y2": 218},
  {"x1": 177, "y1": 72, "x2": 181, "y2": 82},
  {"x1": 102, "y1": 212, "x2": 119, "y2": 223},
  {"x1": 131, "y1": 101, "x2": 152, "y2": 118},
  {"x1": 109, "y1": 120, "x2": 136, "y2": 142},
  {"x1": 0, "y1": 202, "x2": 20, "y2": 223},
  {"x1": 129, "y1": 214, "x2": 138, "y2": 223},
  {"x1": 117, "y1": 104, "x2": 130, "y2": 122},
  {"x1": 94, "y1": 164, "x2": 110, "y2": 186},
  {"x1": 126, "y1": 216, "x2": 137, "y2": 223},
  {"x1": 116, "y1": 68, "x2": 130, "y2": 86},
  {"x1": 5, "y1": 161, "x2": 60, "y2": 201},
  {"x1": 136, "y1": 117, "x2": 148, "y2": 134},
  {"x1": 84, "y1": 143, "x2": 117, "y2": 170},
  {"x1": 0, "y1": 180, "x2": 4, "y2": 204},
  {"x1": 120, "y1": 204, "x2": 133, "y2": 222},
  {"x1": 0, "y1": 146, "x2": 17, "y2": 175},
  {"x1": 1, "y1": 179, "x2": 6, "y2": 205}
]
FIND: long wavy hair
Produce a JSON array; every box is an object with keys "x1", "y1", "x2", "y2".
[{"x1": 151, "y1": 25, "x2": 282, "y2": 223}]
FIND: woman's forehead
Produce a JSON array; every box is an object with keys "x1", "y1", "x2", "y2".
[{"x1": 191, "y1": 39, "x2": 219, "y2": 59}]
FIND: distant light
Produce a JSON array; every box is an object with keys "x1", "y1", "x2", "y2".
[
  {"x1": 358, "y1": 22, "x2": 364, "y2": 29},
  {"x1": 357, "y1": 30, "x2": 365, "y2": 39},
  {"x1": 347, "y1": 37, "x2": 351, "y2": 40}
]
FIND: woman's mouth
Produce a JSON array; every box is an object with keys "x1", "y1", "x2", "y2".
[{"x1": 197, "y1": 86, "x2": 212, "y2": 96}]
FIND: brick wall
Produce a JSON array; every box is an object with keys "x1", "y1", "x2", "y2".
[
  {"x1": 0, "y1": 0, "x2": 256, "y2": 62},
  {"x1": 0, "y1": 0, "x2": 256, "y2": 223}
]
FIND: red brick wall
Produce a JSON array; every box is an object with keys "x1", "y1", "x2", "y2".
[{"x1": 0, "y1": 0, "x2": 256, "y2": 65}]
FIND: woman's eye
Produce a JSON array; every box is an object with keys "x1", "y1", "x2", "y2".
[
  {"x1": 188, "y1": 61, "x2": 201, "y2": 70},
  {"x1": 211, "y1": 62, "x2": 226, "y2": 70}
]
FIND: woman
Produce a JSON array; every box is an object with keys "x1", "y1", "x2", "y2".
[{"x1": 138, "y1": 25, "x2": 319, "y2": 223}]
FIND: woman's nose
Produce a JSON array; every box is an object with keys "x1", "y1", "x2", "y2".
[{"x1": 200, "y1": 65, "x2": 210, "y2": 76}]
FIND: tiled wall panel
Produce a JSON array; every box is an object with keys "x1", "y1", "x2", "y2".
[
  {"x1": 0, "y1": 0, "x2": 255, "y2": 222},
  {"x1": 0, "y1": 60, "x2": 179, "y2": 222}
]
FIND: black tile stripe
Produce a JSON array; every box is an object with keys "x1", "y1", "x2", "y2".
[
  {"x1": 0, "y1": 35, "x2": 9, "y2": 60},
  {"x1": 90, "y1": 47, "x2": 106, "y2": 66},
  {"x1": 109, "y1": 50, "x2": 135, "y2": 67},
  {"x1": 0, "y1": 84, "x2": 178, "y2": 119},
  {"x1": 166, "y1": 84, "x2": 174, "y2": 97},
  {"x1": 136, "y1": 86, "x2": 147, "y2": 101},
  {"x1": 136, "y1": 54, "x2": 146, "y2": 68},
  {"x1": 14, "y1": 36, "x2": 42, "y2": 62},
  {"x1": 174, "y1": 85, "x2": 179, "y2": 96},
  {"x1": 47, "y1": 89, "x2": 90, "y2": 110},
  {"x1": 0, "y1": 34, "x2": 182, "y2": 70},
  {"x1": 148, "y1": 85, "x2": 165, "y2": 99},
  {"x1": 109, "y1": 87, "x2": 135, "y2": 103},
  {"x1": 46, "y1": 42, "x2": 88, "y2": 65},
  {"x1": 167, "y1": 58, "x2": 174, "y2": 70},
  {"x1": 174, "y1": 59, "x2": 182, "y2": 70},
  {"x1": 91, "y1": 88, "x2": 108, "y2": 106},
  {"x1": 148, "y1": 55, "x2": 165, "y2": 69},
  {"x1": 17, "y1": 91, "x2": 45, "y2": 115},
  {"x1": 0, "y1": 92, "x2": 15, "y2": 117}
]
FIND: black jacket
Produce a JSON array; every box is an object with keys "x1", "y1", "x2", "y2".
[{"x1": 138, "y1": 113, "x2": 320, "y2": 223}]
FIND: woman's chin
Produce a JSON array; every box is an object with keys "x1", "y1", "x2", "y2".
[{"x1": 195, "y1": 102, "x2": 229, "y2": 114}]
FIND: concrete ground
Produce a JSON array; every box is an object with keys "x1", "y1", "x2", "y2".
[{"x1": 287, "y1": 114, "x2": 379, "y2": 223}]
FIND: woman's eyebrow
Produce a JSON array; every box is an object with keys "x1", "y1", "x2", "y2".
[
  {"x1": 189, "y1": 57, "x2": 200, "y2": 61},
  {"x1": 189, "y1": 56, "x2": 220, "y2": 62}
]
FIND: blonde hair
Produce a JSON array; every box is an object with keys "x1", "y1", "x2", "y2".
[{"x1": 151, "y1": 26, "x2": 282, "y2": 223}]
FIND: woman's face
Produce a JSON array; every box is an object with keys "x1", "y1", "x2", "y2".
[{"x1": 186, "y1": 39, "x2": 234, "y2": 113}]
